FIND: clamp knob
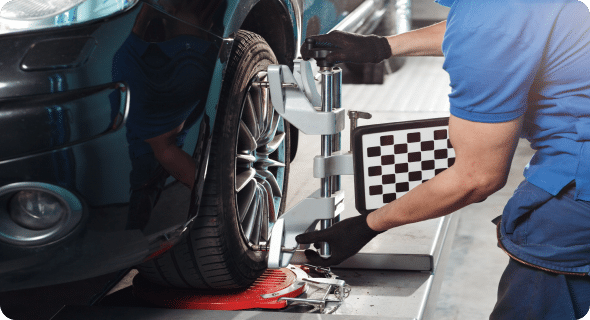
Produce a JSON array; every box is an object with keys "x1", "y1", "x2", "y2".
[
  {"x1": 305, "y1": 38, "x2": 336, "y2": 68},
  {"x1": 348, "y1": 110, "x2": 372, "y2": 131},
  {"x1": 348, "y1": 110, "x2": 372, "y2": 151}
]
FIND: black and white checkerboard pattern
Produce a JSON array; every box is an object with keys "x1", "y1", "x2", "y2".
[{"x1": 360, "y1": 125, "x2": 455, "y2": 211}]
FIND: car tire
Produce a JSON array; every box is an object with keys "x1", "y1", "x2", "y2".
[{"x1": 136, "y1": 30, "x2": 290, "y2": 290}]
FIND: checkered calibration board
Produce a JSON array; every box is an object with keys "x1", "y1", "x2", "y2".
[{"x1": 352, "y1": 118, "x2": 455, "y2": 214}]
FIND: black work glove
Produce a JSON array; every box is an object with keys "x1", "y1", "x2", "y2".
[
  {"x1": 300, "y1": 30, "x2": 392, "y2": 65},
  {"x1": 295, "y1": 215, "x2": 384, "y2": 267}
]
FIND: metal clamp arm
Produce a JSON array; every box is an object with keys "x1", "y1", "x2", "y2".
[
  {"x1": 268, "y1": 189, "x2": 345, "y2": 269},
  {"x1": 267, "y1": 63, "x2": 346, "y2": 136}
]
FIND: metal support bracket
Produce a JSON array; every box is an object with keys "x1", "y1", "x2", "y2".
[
  {"x1": 266, "y1": 59, "x2": 348, "y2": 269},
  {"x1": 268, "y1": 189, "x2": 345, "y2": 269},
  {"x1": 313, "y1": 151, "x2": 354, "y2": 179},
  {"x1": 267, "y1": 61, "x2": 346, "y2": 136},
  {"x1": 278, "y1": 265, "x2": 351, "y2": 314}
]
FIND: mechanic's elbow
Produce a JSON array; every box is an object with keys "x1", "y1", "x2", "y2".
[{"x1": 472, "y1": 174, "x2": 506, "y2": 200}]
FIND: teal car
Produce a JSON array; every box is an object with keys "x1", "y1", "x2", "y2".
[{"x1": 0, "y1": 0, "x2": 394, "y2": 291}]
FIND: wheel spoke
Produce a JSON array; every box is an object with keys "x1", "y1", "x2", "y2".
[
  {"x1": 266, "y1": 132, "x2": 285, "y2": 153},
  {"x1": 249, "y1": 186, "x2": 264, "y2": 244},
  {"x1": 260, "y1": 112, "x2": 281, "y2": 145},
  {"x1": 243, "y1": 91, "x2": 260, "y2": 140},
  {"x1": 237, "y1": 180, "x2": 256, "y2": 222},
  {"x1": 245, "y1": 92, "x2": 261, "y2": 139},
  {"x1": 238, "y1": 120, "x2": 257, "y2": 152},
  {"x1": 251, "y1": 88, "x2": 265, "y2": 138},
  {"x1": 258, "y1": 170, "x2": 282, "y2": 198},
  {"x1": 260, "y1": 188, "x2": 269, "y2": 241},
  {"x1": 235, "y1": 168, "x2": 256, "y2": 192},
  {"x1": 262, "y1": 87, "x2": 273, "y2": 136},
  {"x1": 262, "y1": 180, "x2": 277, "y2": 223},
  {"x1": 253, "y1": 171, "x2": 265, "y2": 181},
  {"x1": 258, "y1": 158, "x2": 285, "y2": 168},
  {"x1": 236, "y1": 154, "x2": 256, "y2": 165},
  {"x1": 242, "y1": 187, "x2": 260, "y2": 241}
]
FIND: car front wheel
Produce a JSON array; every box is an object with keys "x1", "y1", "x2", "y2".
[{"x1": 137, "y1": 30, "x2": 290, "y2": 290}]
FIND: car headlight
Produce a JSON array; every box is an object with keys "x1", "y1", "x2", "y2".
[
  {"x1": 0, "y1": 0, "x2": 138, "y2": 35},
  {"x1": 9, "y1": 190, "x2": 65, "y2": 230}
]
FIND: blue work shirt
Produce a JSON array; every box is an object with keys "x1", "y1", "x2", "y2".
[
  {"x1": 440, "y1": 0, "x2": 590, "y2": 201},
  {"x1": 436, "y1": 0, "x2": 590, "y2": 274}
]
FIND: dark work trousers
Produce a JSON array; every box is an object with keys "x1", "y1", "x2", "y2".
[{"x1": 490, "y1": 258, "x2": 590, "y2": 319}]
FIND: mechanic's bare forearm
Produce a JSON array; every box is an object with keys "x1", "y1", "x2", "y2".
[
  {"x1": 366, "y1": 165, "x2": 501, "y2": 232},
  {"x1": 366, "y1": 116, "x2": 523, "y2": 232},
  {"x1": 386, "y1": 21, "x2": 446, "y2": 57}
]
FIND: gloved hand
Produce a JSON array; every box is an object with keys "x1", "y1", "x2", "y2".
[
  {"x1": 300, "y1": 30, "x2": 392, "y2": 65},
  {"x1": 295, "y1": 215, "x2": 384, "y2": 267}
]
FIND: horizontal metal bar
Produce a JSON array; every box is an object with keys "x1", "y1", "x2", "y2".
[
  {"x1": 279, "y1": 297, "x2": 342, "y2": 304},
  {"x1": 252, "y1": 81, "x2": 298, "y2": 89},
  {"x1": 290, "y1": 250, "x2": 433, "y2": 271}
]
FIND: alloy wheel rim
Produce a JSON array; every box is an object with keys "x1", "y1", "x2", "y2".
[{"x1": 234, "y1": 71, "x2": 286, "y2": 246}]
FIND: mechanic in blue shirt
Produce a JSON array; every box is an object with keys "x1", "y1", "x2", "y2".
[{"x1": 298, "y1": 0, "x2": 590, "y2": 318}]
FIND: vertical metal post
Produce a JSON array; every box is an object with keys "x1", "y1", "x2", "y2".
[
  {"x1": 396, "y1": 0, "x2": 412, "y2": 35},
  {"x1": 331, "y1": 67, "x2": 342, "y2": 194},
  {"x1": 320, "y1": 67, "x2": 334, "y2": 198},
  {"x1": 320, "y1": 67, "x2": 334, "y2": 258},
  {"x1": 330, "y1": 67, "x2": 342, "y2": 225}
]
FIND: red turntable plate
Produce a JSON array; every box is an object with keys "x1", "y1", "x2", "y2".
[{"x1": 133, "y1": 266, "x2": 307, "y2": 310}]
